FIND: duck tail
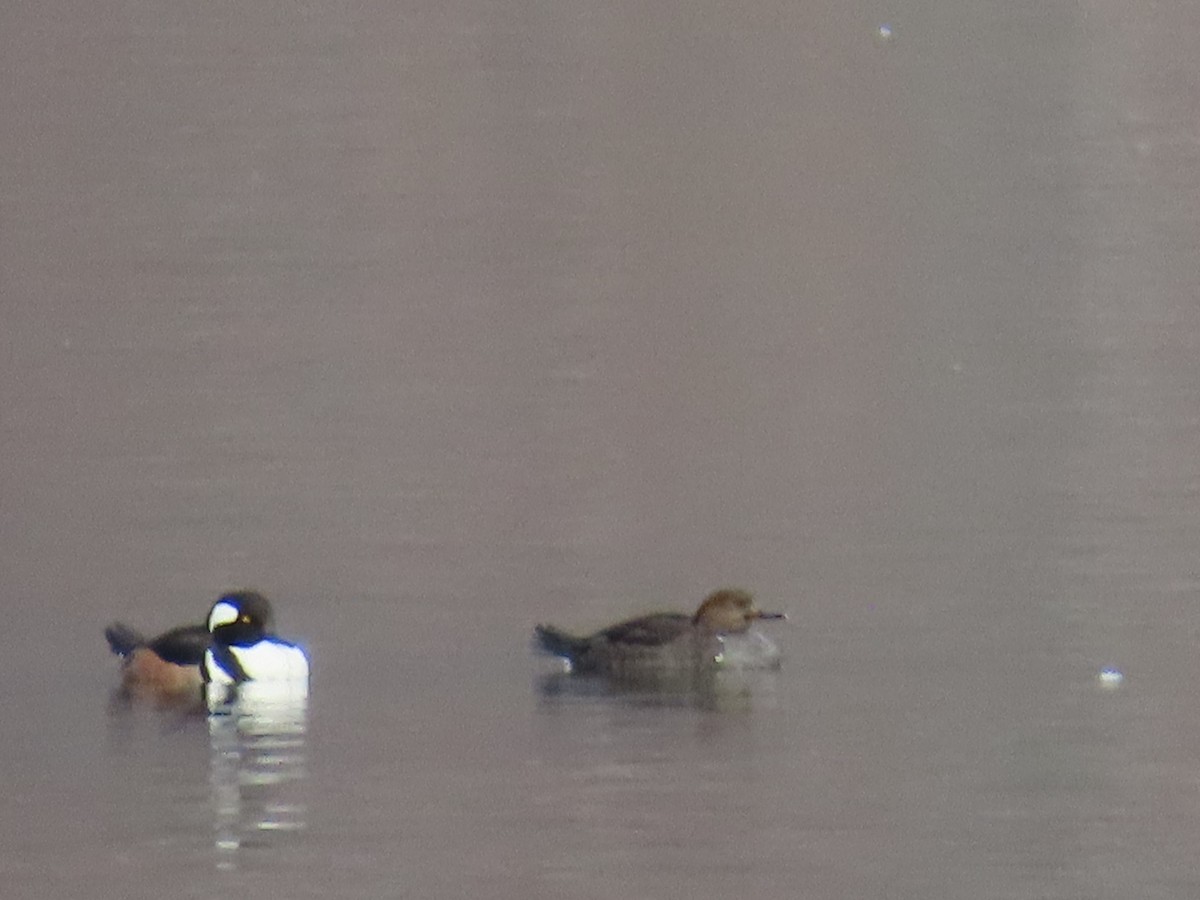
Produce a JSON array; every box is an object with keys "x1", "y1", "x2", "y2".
[
  {"x1": 104, "y1": 622, "x2": 146, "y2": 658},
  {"x1": 533, "y1": 624, "x2": 588, "y2": 661}
]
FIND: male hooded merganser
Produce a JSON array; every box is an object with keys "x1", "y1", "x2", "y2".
[
  {"x1": 534, "y1": 588, "x2": 786, "y2": 676},
  {"x1": 104, "y1": 619, "x2": 210, "y2": 708},
  {"x1": 203, "y1": 590, "x2": 309, "y2": 690}
]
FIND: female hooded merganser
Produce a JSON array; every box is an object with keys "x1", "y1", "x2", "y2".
[
  {"x1": 104, "y1": 619, "x2": 210, "y2": 708},
  {"x1": 203, "y1": 591, "x2": 309, "y2": 690},
  {"x1": 534, "y1": 588, "x2": 786, "y2": 676}
]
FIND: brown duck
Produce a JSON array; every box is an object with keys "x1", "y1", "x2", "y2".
[{"x1": 534, "y1": 588, "x2": 785, "y2": 675}]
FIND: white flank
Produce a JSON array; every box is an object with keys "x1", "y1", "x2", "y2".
[{"x1": 205, "y1": 640, "x2": 310, "y2": 684}]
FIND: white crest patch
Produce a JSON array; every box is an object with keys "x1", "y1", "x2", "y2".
[{"x1": 207, "y1": 600, "x2": 240, "y2": 631}]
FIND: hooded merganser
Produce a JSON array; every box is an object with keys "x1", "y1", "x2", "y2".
[
  {"x1": 203, "y1": 591, "x2": 309, "y2": 690},
  {"x1": 104, "y1": 619, "x2": 210, "y2": 708},
  {"x1": 534, "y1": 587, "x2": 786, "y2": 675}
]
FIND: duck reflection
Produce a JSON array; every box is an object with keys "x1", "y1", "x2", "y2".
[
  {"x1": 538, "y1": 667, "x2": 779, "y2": 712},
  {"x1": 207, "y1": 683, "x2": 309, "y2": 870}
]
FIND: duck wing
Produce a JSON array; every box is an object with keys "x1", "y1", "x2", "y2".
[
  {"x1": 147, "y1": 624, "x2": 211, "y2": 666},
  {"x1": 599, "y1": 612, "x2": 691, "y2": 647}
]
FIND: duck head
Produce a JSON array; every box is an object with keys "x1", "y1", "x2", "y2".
[
  {"x1": 207, "y1": 590, "x2": 275, "y2": 647},
  {"x1": 691, "y1": 588, "x2": 786, "y2": 634}
]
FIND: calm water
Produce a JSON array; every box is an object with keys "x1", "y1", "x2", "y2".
[{"x1": 5, "y1": 0, "x2": 1200, "y2": 896}]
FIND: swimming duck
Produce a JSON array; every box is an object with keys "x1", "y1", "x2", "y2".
[{"x1": 534, "y1": 587, "x2": 785, "y2": 675}]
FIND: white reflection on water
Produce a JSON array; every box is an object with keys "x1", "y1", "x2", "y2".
[{"x1": 207, "y1": 687, "x2": 309, "y2": 871}]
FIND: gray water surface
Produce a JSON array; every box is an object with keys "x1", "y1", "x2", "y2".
[{"x1": 5, "y1": 0, "x2": 1200, "y2": 897}]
